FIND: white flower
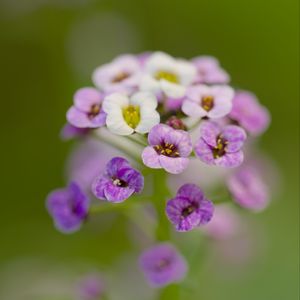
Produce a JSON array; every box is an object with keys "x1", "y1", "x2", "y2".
[
  {"x1": 140, "y1": 52, "x2": 196, "y2": 98},
  {"x1": 103, "y1": 92, "x2": 160, "y2": 135},
  {"x1": 92, "y1": 55, "x2": 141, "y2": 93}
]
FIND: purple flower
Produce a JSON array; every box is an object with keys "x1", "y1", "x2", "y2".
[
  {"x1": 92, "y1": 55, "x2": 141, "y2": 93},
  {"x1": 227, "y1": 164, "x2": 270, "y2": 211},
  {"x1": 139, "y1": 243, "x2": 188, "y2": 287},
  {"x1": 166, "y1": 184, "x2": 214, "y2": 232},
  {"x1": 92, "y1": 157, "x2": 144, "y2": 203},
  {"x1": 60, "y1": 123, "x2": 90, "y2": 141},
  {"x1": 192, "y1": 56, "x2": 230, "y2": 84},
  {"x1": 142, "y1": 124, "x2": 193, "y2": 174},
  {"x1": 67, "y1": 87, "x2": 106, "y2": 128},
  {"x1": 182, "y1": 85, "x2": 234, "y2": 119},
  {"x1": 195, "y1": 121, "x2": 247, "y2": 168},
  {"x1": 77, "y1": 273, "x2": 105, "y2": 300},
  {"x1": 46, "y1": 182, "x2": 89, "y2": 233},
  {"x1": 229, "y1": 90, "x2": 270, "y2": 136}
]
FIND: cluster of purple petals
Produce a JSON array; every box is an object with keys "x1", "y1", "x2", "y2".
[
  {"x1": 166, "y1": 184, "x2": 214, "y2": 232},
  {"x1": 46, "y1": 182, "x2": 89, "y2": 233},
  {"x1": 92, "y1": 157, "x2": 144, "y2": 203},
  {"x1": 229, "y1": 91, "x2": 270, "y2": 136},
  {"x1": 139, "y1": 243, "x2": 187, "y2": 287},
  {"x1": 227, "y1": 163, "x2": 270, "y2": 211},
  {"x1": 67, "y1": 88, "x2": 107, "y2": 129},
  {"x1": 195, "y1": 121, "x2": 247, "y2": 168},
  {"x1": 142, "y1": 124, "x2": 193, "y2": 174}
]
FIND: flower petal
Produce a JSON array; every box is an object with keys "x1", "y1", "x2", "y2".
[
  {"x1": 104, "y1": 182, "x2": 135, "y2": 203},
  {"x1": 199, "y1": 121, "x2": 220, "y2": 147},
  {"x1": 215, "y1": 151, "x2": 244, "y2": 168},
  {"x1": 194, "y1": 138, "x2": 215, "y2": 165},
  {"x1": 198, "y1": 199, "x2": 214, "y2": 225},
  {"x1": 159, "y1": 156, "x2": 189, "y2": 174},
  {"x1": 182, "y1": 99, "x2": 207, "y2": 118},
  {"x1": 130, "y1": 91, "x2": 158, "y2": 110},
  {"x1": 142, "y1": 147, "x2": 161, "y2": 168},
  {"x1": 160, "y1": 80, "x2": 186, "y2": 98},
  {"x1": 74, "y1": 87, "x2": 102, "y2": 112},
  {"x1": 147, "y1": 124, "x2": 172, "y2": 146},
  {"x1": 176, "y1": 184, "x2": 204, "y2": 202},
  {"x1": 135, "y1": 110, "x2": 160, "y2": 134}
]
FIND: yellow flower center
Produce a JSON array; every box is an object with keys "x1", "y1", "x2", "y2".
[
  {"x1": 122, "y1": 105, "x2": 141, "y2": 129},
  {"x1": 154, "y1": 142, "x2": 180, "y2": 157},
  {"x1": 212, "y1": 135, "x2": 228, "y2": 158},
  {"x1": 155, "y1": 70, "x2": 179, "y2": 83},
  {"x1": 201, "y1": 95, "x2": 214, "y2": 112}
]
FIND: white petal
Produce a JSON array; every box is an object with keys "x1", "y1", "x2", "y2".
[
  {"x1": 145, "y1": 52, "x2": 176, "y2": 74},
  {"x1": 176, "y1": 59, "x2": 197, "y2": 85},
  {"x1": 139, "y1": 75, "x2": 161, "y2": 94},
  {"x1": 182, "y1": 100, "x2": 207, "y2": 118},
  {"x1": 130, "y1": 91, "x2": 158, "y2": 109},
  {"x1": 135, "y1": 110, "x2": 160, "y2": 134},
  {"x1": 102, "y1": 93, "x2": 129, "y2": 113},
  {"x1": 160, "y1": 80, "x2": 186, "y2": 98},
  {"x1": 106, "y1": 112, "x2": 134, "y2": 135}
]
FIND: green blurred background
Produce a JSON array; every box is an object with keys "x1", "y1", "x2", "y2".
[{"x1": 0, "y1": 0, "x2": 298, "y2": 299}]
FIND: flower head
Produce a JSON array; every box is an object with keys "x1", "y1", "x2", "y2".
[
  {"x1": 140, "y1": 52, "x2": 196, "y2": 98},
  {"x1": 229, "y1": 90, "x2": 270, "y2": 135},
  {"x1": 103, "y1": 92, "x2": 160, "y2": 135},
  {"x1": 142, "y1": 124, "x2": 193, "y2": 174},
  {"x1": 139, "y1": 243, "x2": 187, "y2": 287},
  {"x1": 46, "y1": 182, "x2": 89, "y2": 233},
  {"x1": 92, "y1": 157, "x2": 144, "y2": 203},
  {"x1": 77, "y1": 273, "x2": 105, "y2": 300},
  {"x1": 182, "y1": 84, "x2": 234, "y2": 119},
  {"x1": 92, "y1": 55, "x2": 141, "y2": 93},
  {"x1": 192, "y1": 56, "x2": 230, "y2": 84},
  {"x1": 227, "y1": 164, "x2": 270, "y2": 211},
  {"x1": 67, "y1": 88, "x2": 106, "y2": 128},
  {"x1": 166, "y1": 184, "x2": 214, "y2": 232},
  {"x1": 195, "y1": 121, "x2": 247, "y2": 168}
]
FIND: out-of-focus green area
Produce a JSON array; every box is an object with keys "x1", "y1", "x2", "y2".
[{"x1": 0, "y1": 0, "x2": 298, "y2": 299}]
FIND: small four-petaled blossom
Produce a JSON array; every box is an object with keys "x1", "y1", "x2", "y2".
[
  {"x1": 103, "y1": 92, "x2": 160, "y2": 135},
  {"x1": 166, "y1": 184, "x2": 214, "y2": 232},
  {"x1": 182, "y1": 84, "x2": 234, "y2": 119},
  {"x1": 46, "y1": 182, "x2": 89, "y2": 233},
  {"x1": 92, "y1": 157, "x2": 144, "y2": 203},
  {"x1": 67, "y1": 88, "x2": 106, "y2": 128},
  {"x1": 142, "y1": 124, "x2": 193, "y2": 174},
  {"x1": 192, "y1": 56, "x2": 230, "y2": 84},
  {"x1": 229, "y1": 90, "x2": 270, "y2": 136},
  {"x1": 140, "y1": 52, "x2": 196, "y2": 98},
  {"x1": 227, "y1": 164, "x2": 270, "y2": 212},
  {"x1": 92, "y1": 55, "x2": 141, "y2": 93},
  {"x1": 139, "y1": 243, "x2": 188, "y2": 287},
  {"x1": 195, "y1": 121, "x2": 247, "y2": 168}
]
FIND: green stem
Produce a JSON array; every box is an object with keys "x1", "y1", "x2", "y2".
[
  {"x1": 92, "y1": 128, "x2": 144, "y2": 164},
  {"x1": 151, "y1": 170, "x2": 172, "y2": 241}
]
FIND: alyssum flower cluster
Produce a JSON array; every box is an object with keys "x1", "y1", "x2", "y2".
[{"x1": 47, "y1": 51, "x2": 271, "y2": 291}]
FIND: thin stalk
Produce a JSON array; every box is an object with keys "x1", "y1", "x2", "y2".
[{"x1": 92, "y1": 128, "x2": 143, "y2": 164}]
